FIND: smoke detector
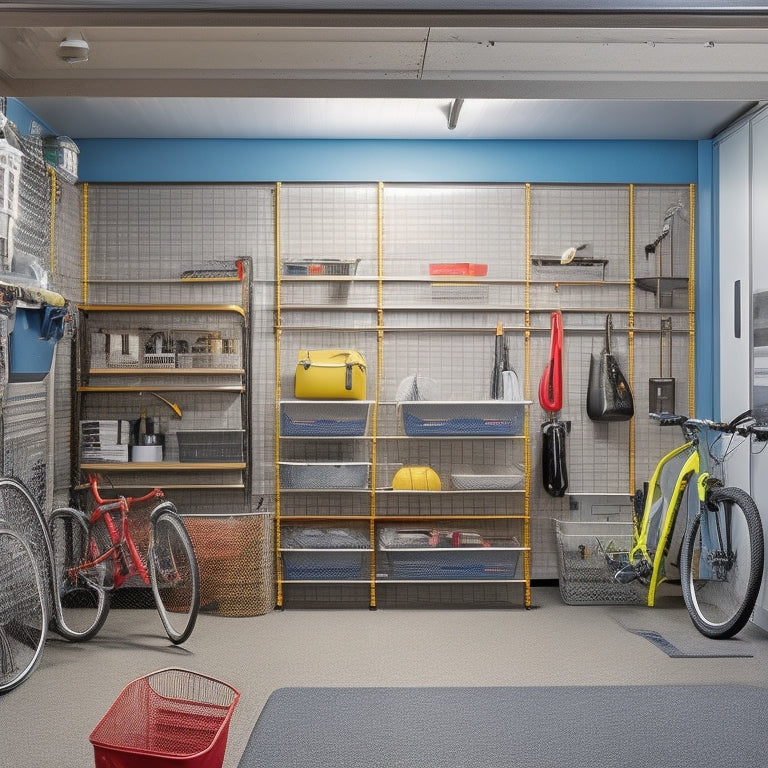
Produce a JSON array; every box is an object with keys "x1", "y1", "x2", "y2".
[{"x1": 58, "y1": 37, "x2": 89, "y2": 64}]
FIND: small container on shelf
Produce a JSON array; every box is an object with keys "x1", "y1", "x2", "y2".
[
  {"x1": 280, "y1": 400, "x2": 372, "y2": 437},
  {"x1": 176, "y1": 430, "x2": 244, "y2": 462},
  {"x1": 279, "y1": 461, "x2": 370, "y2": 489},
  {"x1": 281, "y1": 526, "x2": 370, "y2": 580},
  {"x1": 377, "y1": 526, "x2": 521, "y2": 580},
  {"x1": 282, "y1": 258, "x2": 360, "y2": 276},
  {"x1": 397, "y1": 401, "x2": 529, "y2": 437},
  {"x1": 450, "y1": 464, "x2": 525, "y2": 490},
  {"x1": 428, "y1": 263, "x2": 488, "y2": 277}
]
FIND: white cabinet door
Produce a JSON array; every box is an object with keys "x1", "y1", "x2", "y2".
[
  {"x1": 717, "y1": 122, "x2": 751, "y2": 495},
  {"x1": 750, "y1": 112, "x2": 768, "y2": 631}
]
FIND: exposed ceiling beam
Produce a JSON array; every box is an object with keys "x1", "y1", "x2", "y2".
[
  {"x1": 7, "y1": 77, "x2": 768, "y2": 101},
  {"x1": 3, "y1": 10, "x2": 768, "y2": 30}
]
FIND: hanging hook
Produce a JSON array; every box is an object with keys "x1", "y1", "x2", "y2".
[{"x1": 142, "y1": 392, "x2": 183, "y2": 418}]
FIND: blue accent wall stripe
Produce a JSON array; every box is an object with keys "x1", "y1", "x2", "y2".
[{"x1": 74, "y1": 138, "x2": 699, "y2": 184}]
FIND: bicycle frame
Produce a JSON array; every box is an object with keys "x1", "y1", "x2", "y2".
[
  {"x1": 632, "y1": 440, "x2": 697, "y2": 605},
  {"x1": 631, "y1": 419, "x2": 726, "y2": 607},
  {"x1": 82, "y1": 475, "x2": 165, "y2": 590}
]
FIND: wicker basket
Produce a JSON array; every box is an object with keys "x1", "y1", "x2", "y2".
[{"x1": 183, "y1": 513, "x2": 274, "y2": 617}]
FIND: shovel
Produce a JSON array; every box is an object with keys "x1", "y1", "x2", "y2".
[{"x1": 649, "y1": 316, "x2": 675, "y2": 414}]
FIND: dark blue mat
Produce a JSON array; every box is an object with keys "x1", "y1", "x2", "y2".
[{"x1": 238, "y1": 685, "x2": 768, "y2": 767}]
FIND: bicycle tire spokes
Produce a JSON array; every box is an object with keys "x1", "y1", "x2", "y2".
[
  {"x1": 48, "y1": 508, "x2": 109, "y2": 643},
  {"x1": 681, "y1": 488, "x2": 764, "y2": 639},
  {"x1": 0, "y1": 528, "x2": 48, "y2": 694},
  {"x1": 149, "y1": 507, "x2": 200, "y2": 645}
]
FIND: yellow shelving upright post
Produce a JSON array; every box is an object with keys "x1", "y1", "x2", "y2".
[
  {"x1": 274, "y1": 182, "x2": 283, "y2": 609},
  {"x1": 688, "y1": 183, "x2": 696, "y2": 416},
  {"x1": 370, "y1": 181, "x2": 385, "y2": 609},
  {"x1": 628, "y1": 184, "x2": 636, "y2": 496},
  {"x1": 523, "y1": 183, "x2": 532, "y2": 608}
]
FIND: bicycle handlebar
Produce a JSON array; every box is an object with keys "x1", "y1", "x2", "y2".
[
  {"x1": 88, "y1": 474, "x2": 164, "y2": 507},
  {"x1": 650, "y1": 411, "x2": 768, "y2": 440}
]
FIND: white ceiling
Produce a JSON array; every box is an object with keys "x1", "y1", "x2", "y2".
[{"x1": 2, "y1": 3, "x2": 768, "y2": 141}]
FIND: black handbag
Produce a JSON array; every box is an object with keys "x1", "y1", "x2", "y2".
[
  {"x1": 542, "y1": 420, "x2": 568, "y2": 497},
  {"x1": 586, "y1": 314, "x2": 634, "y2": 422}
]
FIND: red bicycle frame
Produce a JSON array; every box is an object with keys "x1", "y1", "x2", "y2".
[{"x1": 85, "y1": 475, "x2": 165, "y2": 590}]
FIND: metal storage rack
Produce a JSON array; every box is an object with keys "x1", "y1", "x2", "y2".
[
  {"x1": 75, "y1": 293, "x2": 250, "y2": 496},
  {"x1": 274, "y1": 182, "x2": 534, "y2": 609}
]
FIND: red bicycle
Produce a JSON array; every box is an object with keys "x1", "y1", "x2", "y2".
[{"x1": 48, "y1": 475, "x2": 200, "y2": 644}]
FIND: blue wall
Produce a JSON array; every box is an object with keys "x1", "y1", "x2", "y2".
[
  {"x1": 6, "y1": 99, "x2": 56, "y2": 137},
  {"x1": 75, "y1": 137, "x2": 698, "y2": 184}
]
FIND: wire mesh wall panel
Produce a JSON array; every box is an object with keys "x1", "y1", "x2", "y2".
[
  {"x1": 80, "y1": 180, "x2": 695, "y2": 597},
  {"x1": 2, "y1": 388, "x2": 49, "y2": 510},
  {"x1": 278, "y1": 183, "x2": 379, "y2": 275},
  {"x1": 530, "y1": 185, "x2": 630, "y2": 282},
  {"x1": 12, "y1": 133, "x2": 50, "y2": 280},
  {"x1": 52, "y1": 179, "x2": 83, "y2": 504},
  {"x1": 1, "y1": 123, "x2": 57, "y2": 518},
  {"x1": 82, "y1": 182, "x2": 272, "y2": 616},
  {"x1": 381, "y1": 184, "x2": 527, "y2": 279}
]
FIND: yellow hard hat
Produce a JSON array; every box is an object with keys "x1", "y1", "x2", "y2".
[{"x1": 392, "y1": 466, "x2": 442, "y2": 491}]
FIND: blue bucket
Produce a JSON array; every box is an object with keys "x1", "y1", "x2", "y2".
[{"x1": 8, "y1": 305, "x2": 67, "y2": 382}]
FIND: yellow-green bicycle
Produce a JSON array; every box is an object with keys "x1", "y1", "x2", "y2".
[{"x1": 612, "y1": 411, "x2": 767, "y2": 639}]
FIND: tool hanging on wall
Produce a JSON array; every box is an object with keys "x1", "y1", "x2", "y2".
[
  {"x1": 538, "y1": 311, "x2": 563, "y2": 413},
  {"x1": 649, "y1": 316, "x2": 675, "y2": 414},
  {"x1": 490, "y1": 320, "x2": 522, "y2": 401},
  {"x1": 538, "y1": 311, "x2": 569, "y2": 496},
  {"x1": 642, "y1": 200, "x2": 688, "y2": 309}
]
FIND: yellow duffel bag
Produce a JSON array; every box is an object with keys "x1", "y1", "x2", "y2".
[
  {"x1": 392, "y1": 466, "x2": 442, "y2": 491},
  {"x1": 294, "y1": 349, "x2": 367, "y2": 400}
]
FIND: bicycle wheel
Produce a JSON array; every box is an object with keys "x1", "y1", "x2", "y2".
[
  {"x1": 0, "y1": 528, "x2": 48, "y2": 694},
  {"x1": 149, "y1": 503, "x2": 200, "y2": 645},
  {"x1": 680, "y1": 486, "x2": 764, "y2": 639},
  {"x1": 48, "y1": 507, "x2": 110, "y2": 642}
]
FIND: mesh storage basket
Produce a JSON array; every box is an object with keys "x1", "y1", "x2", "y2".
[
  {"x1": 183, "y1": 514, "x2": 274, "y2": 617},
  {"x1": 90, "y1": 668, "x2": 240, "y2": 768},
  {"x1": 398, "y1": 401, "x2": 527, "y2": 436},
  {"x1": 279, "y1": 461, "x2": 370, "y2": 489},
  {"x1": 554, "y1": 519, "x2": 647, "y2": 605}
]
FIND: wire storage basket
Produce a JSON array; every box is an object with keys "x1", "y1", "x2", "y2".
[
  {"x1": 89, "y1": 668, "x2": 240, "y2": 768},
  {"x1": 554, "y1": 519, "x2": 647, "y2": 605}
]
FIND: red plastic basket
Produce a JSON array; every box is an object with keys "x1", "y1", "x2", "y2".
[{"x1": 90, "y1": 669, "x2": 240, "y2": 768}]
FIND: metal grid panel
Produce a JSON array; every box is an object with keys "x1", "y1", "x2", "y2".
[
  {"x1": 382, "y1": 184, "x2": 527, "y2": 279},
  {"x1": 82, "y1": 181, "x2": 695, "y2": 594}
]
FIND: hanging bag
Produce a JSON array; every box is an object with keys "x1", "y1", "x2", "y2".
[
  {"x1": 542, "y1": 419, "x2": 568, "y2": 497},
  {"x1": 294, "y1": 349, "x2": 367, "y2": 399},
  {"x1": 538, "y1": 311, "x2": 563, "y2": 413},
  {"x1": 586, "y1": 314, "x2": 634, "y2": 422}
]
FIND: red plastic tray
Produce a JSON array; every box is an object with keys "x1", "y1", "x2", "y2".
[{"x1": 428, "y1": 263, "x2": 488, "y2": 276}]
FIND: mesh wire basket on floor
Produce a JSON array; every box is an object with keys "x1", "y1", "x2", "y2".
[
  {"x1": 554, "y1": 519, "x2": 647, "y2": 605},
  {"x1": 183, "y1": 513, "x2": 274, "y2": 617},
  {"x1": 90, "y1": 668, "x2": 240, "y2": 768}
]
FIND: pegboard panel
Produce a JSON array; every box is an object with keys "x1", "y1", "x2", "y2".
[
  {"x1": 529, "y1": 185, "x2": 630, "y2": 282},
  {"x1": 382, "y1": 184, "x2": 527, "y2": 279},
  {"x1": 86, "y1": 183, "x2": 272, "y2": 287},
  {"x1": 278, "y1": 183, "x2": 379, "y2": 275}
]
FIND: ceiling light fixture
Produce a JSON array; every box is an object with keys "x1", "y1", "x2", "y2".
[
  {"x1": 447, "y1": 98, "x2": 464, "y2": 131},
  {"x1": 58, "y1": 37, "x2": 89, "y2": 64}
]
